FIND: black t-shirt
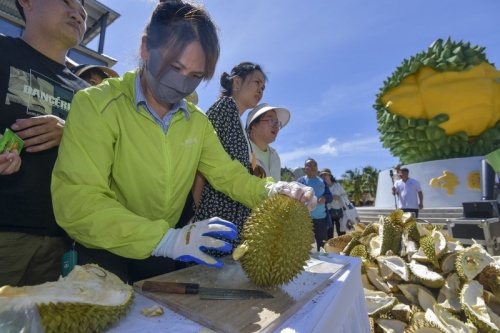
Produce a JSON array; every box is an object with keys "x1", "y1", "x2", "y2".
[{"x1": 0, "y1": 35, "x2": 89, "y2": 236}]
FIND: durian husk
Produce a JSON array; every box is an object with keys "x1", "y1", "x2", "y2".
[
  {"x1": 0, "y1": 264, "x2": 133, "y2": 333},
  {"x1": 236, "y1": 194, "x2": 314, "y2": 286},
  {"x1": 460, "y1": 281, "x2": 500, "y2": 333}
]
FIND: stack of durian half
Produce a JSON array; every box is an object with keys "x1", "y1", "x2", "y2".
[{"x1": 325, "y1": 210, "x2": 500, "y2": 333}]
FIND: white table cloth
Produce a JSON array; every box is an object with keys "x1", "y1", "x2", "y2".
[{"x1": 107, "y1": 254, "x2": 370, "y2": 333}]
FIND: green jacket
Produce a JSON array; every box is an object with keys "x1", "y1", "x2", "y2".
[{"x1": 51, "y1": 71, "x2": 270, "y2": 259}]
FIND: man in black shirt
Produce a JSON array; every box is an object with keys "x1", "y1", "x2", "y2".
[{"x1": 0, "y1": 0, "x2": 89, "y2": 286}]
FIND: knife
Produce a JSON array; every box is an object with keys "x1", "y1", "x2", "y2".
[{"x1": 141, "y1": 281, "x2": 274, "y2": 300}]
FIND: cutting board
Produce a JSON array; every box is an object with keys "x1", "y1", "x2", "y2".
[{"x1": 133, "y1": 254, "x2": 349, "y2": 333}]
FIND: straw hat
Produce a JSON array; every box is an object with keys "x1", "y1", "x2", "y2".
[{"x1": 319, "y1": 168, "x2": 332, "y2": 176}]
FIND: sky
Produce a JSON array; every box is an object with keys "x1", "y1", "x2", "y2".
[{"x1": 90, "y1": 0, "x2": 500, "y2": 178}]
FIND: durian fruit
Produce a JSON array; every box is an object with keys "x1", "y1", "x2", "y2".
[
  {"x1": 436, "y1": 273, "x2": 462, "y2": 314},
  {"x1": 0, "y1": 264, "x2": 133, "y2": 333},
  {"x1": 366, "y1": 267, "x2": 392, "y2": 294},
  {"x1": 477, "y1": 261, "x2": 500, "y2": 295},
  {"x1": 234, "y1": 194, "x2": 314, "y2": 286},
  {"x1": 376, "y1": 318, "x2": 407, "y2": 332},
  {"x1": 460, "y1": 281, "x2": 500, "y2": 333},
  {"x1": 408, "y1": 261, "x2": 445, "y2": 289},
  {"x1": 483, "y1": 290, "x2": 500, "y2": 316},
  {"x1": 377, "y1": 255, "x2": 410, "y2": 281},
  {"x1": 364, "y1": 289, "x2": 398, "y2": 316},
  {"x1": 324, "y1": 234, "x2": 352, "y2": 254},
  {"x1": 379, "y1": 215, "x2": 403, "y2": 256},
  {"x1": 455, "y1": 243, "x2": 494, "y2": 281},
  {"x1": 374, "y1": 37, "x2": 500, "y2": 164},
  {"x1": 424, "y1": 304, "x2": 477, "y2": 333},
  {"x1": 398, "y1": 283, "x2": 436, "y2": 312},
  {"x1": 439, "y1": 251, "x2": 460, "y2": 275},
  {"x1": 420, "y1": 230, "x2": 447, "y2": 269}
]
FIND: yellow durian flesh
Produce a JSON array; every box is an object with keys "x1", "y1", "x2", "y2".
[{"x1": 0, "y1": 264, "x2": 133, "y2": 333}]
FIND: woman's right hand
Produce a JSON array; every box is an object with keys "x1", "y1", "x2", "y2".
[{"x1": 333, "y1": 194, "x2": 340, "y2": 200}]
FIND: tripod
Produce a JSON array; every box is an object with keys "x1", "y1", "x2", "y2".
[{"x1": 389, "y1": 170, "x2": 398, "y2": 210}]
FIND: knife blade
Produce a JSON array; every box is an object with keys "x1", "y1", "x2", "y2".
[{"x1": 141, "y1": 281, "x2": 274, "y2": 300}]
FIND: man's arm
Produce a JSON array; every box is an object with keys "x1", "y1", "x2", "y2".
[
  {"x1": 11, "y1": 115, "x2": 64, "y2": 152},
  {"x1": 418, "y1": 190, "x2": 424, "y2": 209}
]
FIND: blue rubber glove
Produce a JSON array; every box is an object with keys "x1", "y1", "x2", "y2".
[{"x1": 152, "y1": 217, "x2": 237, "y2": 268}]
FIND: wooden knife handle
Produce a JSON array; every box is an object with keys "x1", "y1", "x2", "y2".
[{"x1": 142, "y1": 281, "x2": 200, "y2": 294}]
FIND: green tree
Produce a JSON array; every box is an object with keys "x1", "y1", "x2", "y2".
[
  {"x1": 340, "y1": 166, "x2": 380, "y2": 206},
  {"x1": 340, "y1": 168, "x2": 364, "y2": 206},
  {"x1": 280, "y1": 167, "x2": 294, "y2": 181},
  {"x1": 361, "y1": 165, "x2": 379, "y2": 197}
]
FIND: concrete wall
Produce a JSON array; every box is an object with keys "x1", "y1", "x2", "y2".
[{"x1": 375, "y1": 156, "x2": 487, "y2": 208}]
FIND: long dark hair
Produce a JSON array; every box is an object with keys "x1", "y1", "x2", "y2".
[{"x1": 219, "y1": 62, "x2": 267, "y2": 97}]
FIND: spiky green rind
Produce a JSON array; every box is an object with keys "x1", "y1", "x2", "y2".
[
  {"x1": 39, "y1": 297, "x2": 133, "y2": 333},
  {"x1": 349, "y1": 244, "x2": 369, "y2": 259},
  {"x1": 239, "y1": 194, "x2": 314, "y2": 286},
  {"x1": 380, "y1": 218, "x2": 403, "y2": 256},
  {"x1": 419, "y1": 235, "x2": 440, "y2": 269},
  {"x1": 378, "y1": 38, "x2": 490, "y2": 97},
  {"x1": 374, "y1": 37, "x2": 498, "y2": 164}
]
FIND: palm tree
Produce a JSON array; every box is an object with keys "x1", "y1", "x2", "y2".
[
  {"x1": 341, "y1": 166, "x2": 380, "y2": 206},
  {"x1": 361, "y1": 166, "x2": 379, "y2": 196},
  {"x1": 340, "y1": 168, "x2": 364, "y2": 206}
]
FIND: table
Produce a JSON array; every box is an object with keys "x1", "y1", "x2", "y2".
[{"x1": 107, "y1": 255, "x2": 370, "y2": 333}]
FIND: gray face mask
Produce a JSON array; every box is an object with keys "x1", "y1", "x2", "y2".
[{"x1": 144, "y1": 49, "x2": 202, "y2": 105}]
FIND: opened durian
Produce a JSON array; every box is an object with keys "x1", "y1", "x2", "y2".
[
  {"x1": 364, "y1": 289, "x2": 398, "y2": 316},
  {"x1": 0, "y1": 264, "x2": 133, "y2": 333},
  {"x1": 455, "y1": 243, "x2": 494, "y2": 281},
  {"x1": 460, "y1": 280, "x2": 500, "y2": 333},
  {"x1": 233, "y1": 194, "x2": 314, "y2": 286}
]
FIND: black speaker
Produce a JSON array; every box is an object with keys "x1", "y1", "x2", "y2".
[{"x1": 462, "y1": 200, "x2": 499, "y2": 219}]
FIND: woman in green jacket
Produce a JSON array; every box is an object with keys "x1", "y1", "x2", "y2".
[{"x1": 51, "y1": 0, "x2": 316, "y2": 283}]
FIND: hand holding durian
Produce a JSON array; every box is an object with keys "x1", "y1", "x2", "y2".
[
  {"x1": 152, "y1": 217, "x2": 237, "y2": 269},
  {"x1": 266, "y1": 181, "x2": 317, "y2": 211}
]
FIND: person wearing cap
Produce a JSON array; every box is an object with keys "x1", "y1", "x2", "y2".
[
  {"x1": 320, "y1": 168, "x2": 349, "y2": 238},
  {"x1": 246, "y1": 103, "x2": 290, "y2": 181},
  {"x1": 391, "y1": 167, "x2": 424, "y2": 217},
  {"x1": 0, "y1": 0, "x2": 89, "y2": 287},
  {"x1": 297, "y1": 158, "x2": 332, "y2": 251},
  {"x1": 71, "y1": 63, "x2": 119, "y2": 86}
]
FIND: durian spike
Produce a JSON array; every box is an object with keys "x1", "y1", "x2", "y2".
[{"x1": 232, "y1": 241, "x2": 249, "y2": 260}]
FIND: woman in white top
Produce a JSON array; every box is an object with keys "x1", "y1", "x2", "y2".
[
  {"x1": 320, "y1": 168, "x2": 349, "y2": 238},
  {"x1": 246, "y1": 103, "x2": 290, "y2": 181}
]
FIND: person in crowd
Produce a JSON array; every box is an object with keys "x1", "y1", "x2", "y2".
[
  {"x1": 70, "y1": 63, "x2": 119, "y2": 86},
  {"x1": 0, "y1": 0, "x2": 89, "y2": 287},
  {"x1": 192, "y1": 61, "x2": 267, "y2": 257},
  {"x1": 298, "y1": 158, "x2": 332, "y2": 251},
  {"x1": 320, "y1": 168, "x2": 349, "y2": 238},
  {"x1": 392, "y1": 167, "x2": 424, "y2": 217},
  {"x1": 51, "y1": 0, "x2": 316, "y2": 284},
  {"x1": 246, "y1": 103, "x2": 290, "y2": 181}
]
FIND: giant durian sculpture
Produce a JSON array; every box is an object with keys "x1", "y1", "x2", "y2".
[
  {"x1": 233, "y1": 194, "x2": 314, "y2": 286},
  {"x1": 374, "y1": 37, "x2": 500, "y2": 164},
  {"x1": 0, "y1": 264, "x2": 133, "y2": 333}
]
